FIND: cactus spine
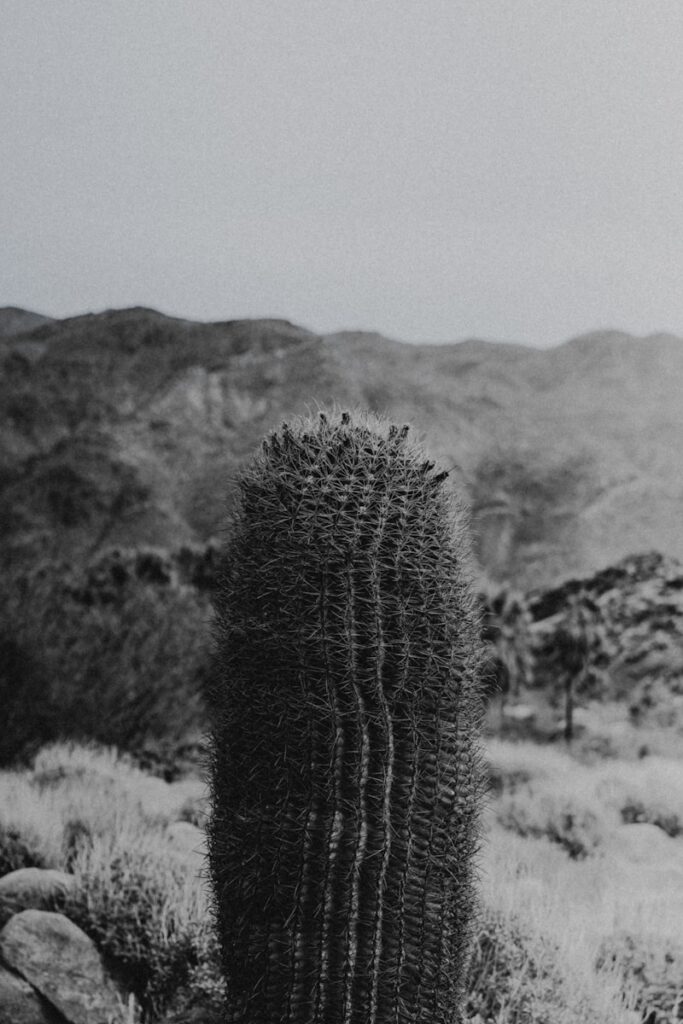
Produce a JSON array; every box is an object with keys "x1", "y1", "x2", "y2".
[{"x1": 207, "y1": 410, "x2": 485, "y2": 1024}]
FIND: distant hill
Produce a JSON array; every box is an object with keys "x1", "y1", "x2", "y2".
[
  {"x1": 0, "y1": 306, "x2": 54, "y2": 338},
  {"x1": 1, "y1": 306, "x2": 681, "y2": 588}
]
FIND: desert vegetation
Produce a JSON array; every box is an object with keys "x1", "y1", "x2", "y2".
[
  {"x1": 2, "y1": 319, "x2": 683, "y2": 1020},
  {"x1": 2, "y1": 534, "x2": 683, "y2": 1020},
  {"x1": 3, "y1": 737, "x2": 682, "y2": 1022},
  {"x1": 0, "y1": 546, "x2": 213, "y2": 772}
]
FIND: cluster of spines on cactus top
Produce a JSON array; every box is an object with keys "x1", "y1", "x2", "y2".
[{"x1": 207, "y1": 409, "x2": 485, "y2": 1024}]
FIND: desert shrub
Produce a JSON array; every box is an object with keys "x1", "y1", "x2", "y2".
[
  {"x1": 597, "y1": 932, "x2": 683, "y2": 1024},
  {"x1": 481, "y1": 586, "x2": 536, "y2": 702},
  {"x1": 176, "y1": 794, "x2": 209, "y2": 830},
  {"x1": 0, "y1": 557, "x2": 211, "y2": 764},
  {"x1": 62, "y1": 816, "x2": 94, "y2": 869},
  {"x1": 487, "y1": 741, "x2": 617, "y2": 857},
  {"x1": 620, "y1": 801, "x2": 682, "y2": 837},
  {"x1": 66, "y1": 835, "x2": 211, "y2": 1020},
  {"x1": 595, "y1": 757, "x2": 683, "y2": 840},
  {"x1": 31, "y1": 740, "x2": 136, "y2": 785},
  {"x1": 0, "y1": 772, "x2": 65, "y2": 873},
  {"x1": 0, "y1": 743, "x2": 190, "y2": 878},
  {"x1": 464, "y1": 906, "x2": 568, "y2": 1022},
  {"x1": 0, "y1": 633, "x2": 55, "y2": 765},
  {"x1": 0, "y1": 822, "x2": 47, "y2": 876},
  {"x1": 2, "y1": 739, "x2": 652, "y2": 1024},
  {"x1": 486, "y1": 740, "x2": 683, "y2": 857},
  {"x1": 496, "y1": 787, "x2": 611, "y2": 858},
  {"x1": 0, "y1": 741, "x2": 212, "y2": 1020},
  {"x1": 158, "y1": 932, "x2": 224, "y2": 1024}
]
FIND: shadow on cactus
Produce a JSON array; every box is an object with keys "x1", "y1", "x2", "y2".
[{"x1": 206, "y1": 409, "x2": 486, "y2": 1024}]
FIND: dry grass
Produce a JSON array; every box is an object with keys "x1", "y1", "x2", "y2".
[
  {"x1": 483, "y1": 737, "x2": 683, "y2": 1021},
  {"x1": 489, "y1": 736, "x2": 683, "y2": 849},
  {"x1": 0, "y1": 742, "x2": 217, "y2": 1021},
  {"x1": 1, "y1": 738, "x2": 682, "y2": 1021}
]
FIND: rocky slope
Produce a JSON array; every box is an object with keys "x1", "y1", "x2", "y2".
[
  {"x1": 528, "y1": 552, "x2": 683, "y2": 711},
  {"x1": 1, "y1": 306, "x2": 681, "y2": 587}
]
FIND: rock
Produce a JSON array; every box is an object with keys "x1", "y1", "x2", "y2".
[
  {"x1": 0, "y1": 965, "x2": 62, "y2": 1024},
  {"x1": 601, "y1": 823, "x2": 683, "y2": 866},
  {"x1": 0, "y1": 869, "x2": 76, "y2": 927},
  {"x1": 0, "y1": 910, "x2": 126, "y2": 1024},
  {"x1": 529, "y1": 552, "x2": 683, "y2": 711},
  {"x1": 501, "y1": 704, "x2": 536, "y2": 724}
]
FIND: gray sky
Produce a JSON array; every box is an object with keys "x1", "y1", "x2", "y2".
[{"x1": 2, "y1": 1, "x2": 683, "y2": 346}]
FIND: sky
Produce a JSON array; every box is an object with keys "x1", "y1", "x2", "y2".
[{"x1": 2, "y1": 1, "x2": 683, "y2": 347}]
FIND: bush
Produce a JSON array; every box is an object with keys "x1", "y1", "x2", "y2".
[
  {"x1": 464, "y1": 906, "x2": 567, "y2": 1022},
  {"x1": 0, "y1": 741, "x2": 214, "y2": 1021},
  {"x1": 66, "y1": 837, "x2": 210, "y2": 1020},
  {"x1": 0, "y1": 822, "x2": 48, "y2": 876},
  {"x1": 488, "y1": 742, "x2": 617, "y2": 857},
  {"x1": 596, "y1": 932, "x2": 683, "y2": 1024},
  {"x1": 0, "y1": 556, "x2": 211, "y2": 765},
  {"x1": 1, "y1": 740, "x2": 652, "y2": 1024},
  {"x1": 0, "y1": 772, "x2": 64, "y2": 873},
  {"x1": 496, "y1": 789, "x2": 610, "y2": 858},
  {"x1": 0, "y1": 634, "x2": 54, "y2": 765},
  {"x1": 157, "y1": 933, "x2": 224, "y2": 1024}
]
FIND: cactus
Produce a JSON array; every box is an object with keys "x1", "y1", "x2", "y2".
[{"x1": 207, "y1": 410, "x2": 485, "y2": 1024}]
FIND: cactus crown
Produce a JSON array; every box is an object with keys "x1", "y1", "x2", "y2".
[{"x1": 208, "y1": 408, "x2": 485, "y2": 1024}]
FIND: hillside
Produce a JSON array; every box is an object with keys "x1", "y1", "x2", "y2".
[
  {"x1": 0, "y1": 306, "x2": 54, "y2": 338},
  {"x1": 1, "y1": 306, "x2": 681, "y2": 587}
]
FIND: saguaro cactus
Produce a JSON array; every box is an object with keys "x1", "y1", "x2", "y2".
[{"x1": 207, "y1": 410, "x2": 485, "y2": 1024}]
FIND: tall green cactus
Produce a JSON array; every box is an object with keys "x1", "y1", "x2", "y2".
[{"x1": 207, "y1": 410, "x2": 485, "y2": 1024}]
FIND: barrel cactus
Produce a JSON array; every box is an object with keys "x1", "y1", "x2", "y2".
[{"x1": 207, "y1": 409, "x2": 485, "y2": 1024}]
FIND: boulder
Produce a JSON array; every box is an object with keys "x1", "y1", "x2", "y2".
[
  {"x1": 0, "y1": 909, "x2": 127, "y2": 1024},
  {"x1": 501, "y1": 704, "x2": 536, "y2": 724},
  {"x1": 601, "y1": 822, "x2": 683, "y2": 867},
  {"x1": 0, "y1": 869, "x2": 76, "y2": 927},
  {"x1": 0, "y1": 965, "x2": 62, "y2": 1024}
]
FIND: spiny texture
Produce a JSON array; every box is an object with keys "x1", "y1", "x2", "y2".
[{"x1": 207, "y1": 410, "x2": 485, "y2": 1024}]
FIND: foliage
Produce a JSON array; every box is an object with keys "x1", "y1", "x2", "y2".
[
  {"x1": 0, "y1": 552, "x2": 211, "y2": 766},
  {"x1": 596, "y1": 932, "x2": 683, "y2": 1024},
  {"x1": 1, "y1": 739, "x2": 673, "y2": 1023},
  {"x1": 496, "y1": 790, "x2": 609, "y2": 859},
  {"x1": 464, "y1": 906, "x2": 570, "y2": 1022},
  {"x1": 0, "y1": 822, "x2": 48, "y2": 876},
  {"x1": 0, "y1": 633, "x2": 55, "y2": 765},
  {"x1": 0, "y1": 742, "x2": 215, "y2": 1022},
  {"x1": 533, "y1": 584, "x2": 620, "y2": 700},
  {"x1": 65, "y1": 837, "x2": 208, "y2": 1020},
  {"x1": 481, "y1": 585, "x2": 536, "y2": 700}
]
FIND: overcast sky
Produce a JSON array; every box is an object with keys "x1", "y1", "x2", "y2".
[{"x1": 2, "y1": 1, "x2": 683, "y2": 346}]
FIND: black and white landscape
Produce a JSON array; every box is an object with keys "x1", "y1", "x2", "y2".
[
  {"x1": 3, "y1": 2, "x2": 683, "y2": 1019},
  {"x1": 1, "y1": 306, "x2": 682, "y2": 1022}
]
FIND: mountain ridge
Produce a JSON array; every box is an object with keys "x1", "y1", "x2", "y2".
[{"x1": 1, "y1": 306, "x2": 680, "y2": 588}]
